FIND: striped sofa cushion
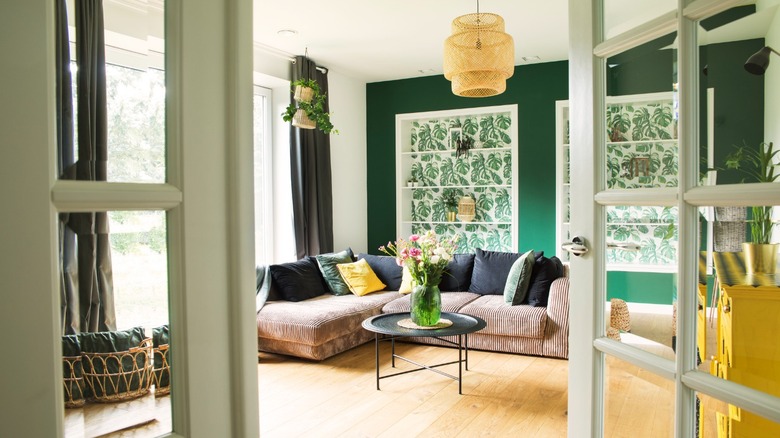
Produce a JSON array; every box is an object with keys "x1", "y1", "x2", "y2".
[
  {"x1": 381, "y1": 292, "x2": 481, "y2": 314},
  {"x1": 257, "y1": 291, "x2": 399, "y2": 346},
  {"x1": 459, "y1": 295, "x2": 547, "y2": 338}
]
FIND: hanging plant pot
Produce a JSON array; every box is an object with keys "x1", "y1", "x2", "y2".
[
  {"x1": 292, "y1": 108, "x2": 316, "y2": 130},
  {"x1": 294, "y1": 85, "x2": 314, "y2": 103}
]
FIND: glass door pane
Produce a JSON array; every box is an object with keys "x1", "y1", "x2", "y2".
[{"x1": 604, "y1": 355, "x2": 674, "y2": 436}]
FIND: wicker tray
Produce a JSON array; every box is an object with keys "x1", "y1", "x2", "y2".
[
  {"x1": 82, "y1": 337, "x2": 153, "y2": 403},
  {"x1": 152, "y1": 343, "x2": 170, "y2": 397},
  {"x1": 62, "y1": 355, "x2": 86, "y2": 408}
]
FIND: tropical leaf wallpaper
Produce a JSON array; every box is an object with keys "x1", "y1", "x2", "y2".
[
  {"x1": 606, "y1": 100, "x2": 678, "y2": 189},
  {"x1": 405, "y1": 110, "x2": 515, "y2": 253},
  {"x1": 411, "y1": 223, "x2": 513, "y2": 253},
  {"x1": 606, "y1": 206, "x2": 678, "y2": 266},
  {"x1": 409, "y1": 114, "x2": 512, "y2": 152},
  {"x1": 559, "y1": 96, "x2": 679, "y2": 268}
]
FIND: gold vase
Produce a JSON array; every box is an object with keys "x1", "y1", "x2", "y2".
[
  {"x1": 446, "y1": 211, "x2": 457, "y2": 222},
  {"x1": 742, "y1": 242, "x2": 779, "y2": 274}
]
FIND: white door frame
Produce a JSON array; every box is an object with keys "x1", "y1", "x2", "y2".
[
  {"x1": 568, "y1": 1, "x2": 780, "y2": 437},
  {"x1": 0, "y1": 0, "x2": 259, "y2": 436}
]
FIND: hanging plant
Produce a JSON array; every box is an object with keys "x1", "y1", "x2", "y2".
[{"x1": 282, "y1": 79, "x2": 339, "y2": 135}]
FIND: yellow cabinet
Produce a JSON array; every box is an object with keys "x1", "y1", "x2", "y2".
[{"x1": 712, "y1": 252, "x2": 780, "y2": 437}]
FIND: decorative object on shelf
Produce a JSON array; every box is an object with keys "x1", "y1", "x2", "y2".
[
  {"x1": 631, "y1": 156, "x2": 650, "y2": 178},
  {"x1": 457, "y1": 195, "x2": 476, "y2": 222},
  {"x1": 456, "y1": 135, "x2": 475, "y2": 158},
  {"x1": 442, "y1": 190, "x2": 459, "y2": 221},
  {"x1": 282, "y1": 78, "x2": 338, "y2": 134},
  {"x1": 379, "y1": 231, "x2": 460, "y2": 326},
  {"x1": 407, "y1": 177, "x2": 418, "y2": 187},
  {"x1": 724, "y1": 141, "x2": 779, "y2": 274},
  {"x1": 443, "y1": 0, "x2": 514, "y2": 98}
]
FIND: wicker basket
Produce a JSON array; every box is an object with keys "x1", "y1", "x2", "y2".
[
  {"x1": 62, "y1": 355, "x2": 87, "y2": 408},
  {"x1": 610, "y1": 298, "x2": 631, "y2": 332},
  {"x1": 152, "y1": 343, "x2": 171, "y2": 396},
  {"x1": 82, "y1": 338, "x2": 153, "y2": 403}
]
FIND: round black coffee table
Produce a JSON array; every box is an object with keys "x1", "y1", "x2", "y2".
[{"x1": 362, "y1": 312, "x2": 486, "y2": 394}]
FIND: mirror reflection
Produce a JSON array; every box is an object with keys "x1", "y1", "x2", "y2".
[{"x1": 57, "y1": 0, "x2": 171, "y2": 436}]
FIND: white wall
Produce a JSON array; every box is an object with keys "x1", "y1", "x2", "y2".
[
  {"x1": 329, "y1": 71, "x2": 368, "y2": 254},
  {"x1": 253, "y1": 48, "x2": 369, "y2": 257}
]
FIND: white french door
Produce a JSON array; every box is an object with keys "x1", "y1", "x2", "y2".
[{"x1": 568, "y1": 0, "x2": 780, "y2": 437}]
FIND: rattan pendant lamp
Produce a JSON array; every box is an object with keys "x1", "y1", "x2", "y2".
[{"x1": 443, "y1": 0, "x2": 514, "y2": 97}]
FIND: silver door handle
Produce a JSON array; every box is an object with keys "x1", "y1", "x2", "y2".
[
  {"x1": 561, "y1": 236, "x2": 589, "y2": 256},
  {"x1": 607, "y1": 242, "x2": 642, "y2": 251}
]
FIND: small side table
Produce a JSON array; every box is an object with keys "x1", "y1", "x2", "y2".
[{"x1": 361, "y1": 312, "x2": 486, "y2": 394}]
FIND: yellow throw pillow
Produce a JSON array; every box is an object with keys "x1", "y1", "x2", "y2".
[
  {"x1": 336, "y1": 259, "x2": 387, "y2": 296},
  {"x1": 399, "y1": 266, "x2": 413, "y2": 295}
]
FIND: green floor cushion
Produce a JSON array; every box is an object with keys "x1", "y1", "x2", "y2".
[
  {"x1": 152, "y1": 324, "x2": 170, "y2": 390},
  {"x1": 62, "y1": 334, "x2": 88, "y2": 405},
  {"x1": 79, "y1": 326, "x2": 151, "y2": 400}
]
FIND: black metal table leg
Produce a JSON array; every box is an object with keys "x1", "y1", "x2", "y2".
[
  {"x1": 375, "y1": 333, "x2": 380, "y2": 390},
  {"x1": 458, "y1": 334, "x2": 463, "y2": 395},
  {"x1": 391, "y1": 337, "x2": 396, "y2": 368},
  {"x1": 465, "y1": 333, "x2": 470, "y2": 371}
]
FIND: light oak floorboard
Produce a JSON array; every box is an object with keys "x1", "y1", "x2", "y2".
[{"x1": 65, "y1": 309, "x2": 733, "y2": 437}]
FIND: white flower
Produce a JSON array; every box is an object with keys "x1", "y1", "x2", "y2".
[{"x1": 430, "y1": 255, "x2": 441, "y2": 264}]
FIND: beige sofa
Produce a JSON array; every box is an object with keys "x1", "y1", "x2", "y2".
[{"x1": 256, "y1": 253, "x2": 570, "y2": 361}]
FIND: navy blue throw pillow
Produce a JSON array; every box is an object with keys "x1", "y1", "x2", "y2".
[
  {"x1": 439, "y1": 253, "x2": 476, "y2": 291},
  {"x1": 524, "y1": 256, "x2": 564, "y2": 307},
  {"x1": 357, "y1": 253, "x2": 402, "y2": 290},
  {"x1": 269, "y1": 258, "x2": 328, "y2": 302},
  {"x1": 468, "y1": 248, "x2": 544, "y2": 295}
]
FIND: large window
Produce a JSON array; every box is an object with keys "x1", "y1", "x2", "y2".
[{"x1": 253, "y1": 86, "x2": 273, "y2": 265}]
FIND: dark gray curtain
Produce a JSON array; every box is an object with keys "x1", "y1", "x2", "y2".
[
  {"x1": 290, "y1": 56, "x2": 334, "y2": 258},
  {"x1": 56, "y1": 0, "x2": 80, "y2": 334},
  {"x1": 58, "y1": 0, "x2": 116, "y2": 334}
]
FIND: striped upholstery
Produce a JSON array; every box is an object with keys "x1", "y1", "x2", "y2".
[
  {"x1": 381, "y1": 292, "x2": 481, "y2": 313},
  {"x1": 257, "y1": 291, "x2": 399, "y2": 360},
  {"x1": 459, "y1": 295, "x2": 547, "y2": 338},
  {"x1": 256, "y1": 269, "x2": 571, "y2": 361}
]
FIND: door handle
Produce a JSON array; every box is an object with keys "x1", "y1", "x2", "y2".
[
  {"x1": 561, "y1": 236, "x2": 589, "y2": 256},
  {"x1": 607, "y1": 242, "x2": 642, "y2": 252}
]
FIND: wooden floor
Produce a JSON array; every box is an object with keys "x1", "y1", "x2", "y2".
[{"x1": 64, "y1": 308, "x2": 729, "y2": 437}]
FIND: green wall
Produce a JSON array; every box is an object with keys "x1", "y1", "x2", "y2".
[
  {"x1": 365, "y1": 38, "x2": 764, "y2": 305},
  {"x1": 366, "y1": 61, "x2": 569, "y2": 256}
]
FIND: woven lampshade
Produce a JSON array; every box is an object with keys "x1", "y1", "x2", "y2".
[
  {"x1": 292, "y1": 108, "x2": 316, "y2": 130},
  {"x1": 443, "y1": 12, "x2": 514, "y2": 97}
]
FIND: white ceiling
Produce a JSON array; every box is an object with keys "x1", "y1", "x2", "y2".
[
  {"x1": 253, "y1": 0, "x2": 571, "y2": 83},
  {"x1": 253, "y1": 1, "x2": 780, "y2": 84}
]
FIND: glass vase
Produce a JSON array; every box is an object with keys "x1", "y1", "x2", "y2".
[{"x1": 410, "y1": 284, "x2": 441, "y2": 326}]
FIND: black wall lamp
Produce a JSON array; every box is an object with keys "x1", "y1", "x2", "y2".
[{"x1": 745, "y1": 46, "x2": 780, "y2": 75}]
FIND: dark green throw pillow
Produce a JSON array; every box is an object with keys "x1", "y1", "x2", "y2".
[
  {"x1": 316, "y1": 249, "x2": 355, "y2": 295},
  {"x1": 152, "y1": 325, "x2": 170, "y2": 389},
  {"x1": 79, "y1": 326, "x2": 149, "y2": 398},
  {"x1": 62, "y1": 334, "x2": 88, "y2": 402},
  {"x1": 503, "y1": 249, "x2": 536, "y2": 305}
]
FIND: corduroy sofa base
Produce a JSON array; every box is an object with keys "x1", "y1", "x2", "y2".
[{"x1": 257, "y1": 278, "x2": 569, "y2": 361}]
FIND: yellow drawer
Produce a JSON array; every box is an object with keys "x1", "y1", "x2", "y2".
[{"x1": 717, "y1": 412, "x2": 729, "y2": 438}]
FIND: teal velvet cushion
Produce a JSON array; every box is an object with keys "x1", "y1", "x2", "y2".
[
  {"x1": 152, "y1": 325, "x2": 170, "y2": 389},
  {"x1": 503, "y1": 249, "x2": 536, "y2": 305},
  {"x1": 79, "y1": 326, "x2": 149, "y2": 397},
  {"x1": 316, "y1": 248, "x2": 355, "y2": 295}
]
